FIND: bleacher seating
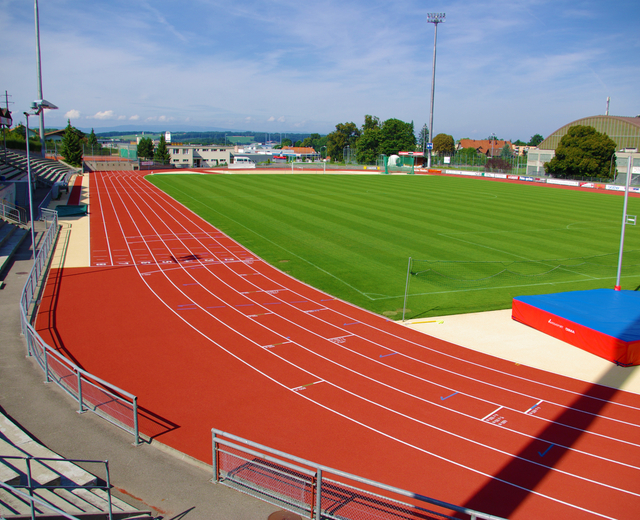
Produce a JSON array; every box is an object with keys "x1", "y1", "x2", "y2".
[
  {"x1": 0, "y1": 149, "x2": 74, "y2": 187},
  {"x1": 0, "y1": 414, "x2": 152, "y2": 519},
  {"x1": 0, "y1": 220, "x2": 28, "y2": 283}
]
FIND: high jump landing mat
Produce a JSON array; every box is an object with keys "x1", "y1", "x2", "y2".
[{"x1": 512, "y1": 289, "x2": 640, "y2": 366}]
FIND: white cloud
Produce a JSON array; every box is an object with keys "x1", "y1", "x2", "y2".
[
  {"x1": 267, "y1": 116, "x2": 275, "y2": 122},
  {"x1": 65, "y1": 109, "x2": 80, "y2": 119},
  {"x1": 91, "y1": 110, "x2": 116, "y2": 120},
  {"x1": 277, "y1": 116, "x2": 285, "y2": 123},
  {"x1": 118, "y1": 115, "x2": 126, "y2": 120},
  {"x1": 129, "y1": 115, "x2": 140, "y2": 121}
]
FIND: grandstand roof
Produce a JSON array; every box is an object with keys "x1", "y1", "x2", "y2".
[{"x1": 540, "y1": 115, "x2": 640, "y2": 151}]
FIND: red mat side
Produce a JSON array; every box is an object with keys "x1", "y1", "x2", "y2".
[{"x1": 512, "y1": 299, "x2": 640, "y2": 366}]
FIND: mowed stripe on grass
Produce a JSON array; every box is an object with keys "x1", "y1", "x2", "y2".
[{"x1": 146, "y1": 173, "x2": 640, "y2": 318}]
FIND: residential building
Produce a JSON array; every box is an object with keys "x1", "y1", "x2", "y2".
[
  {"x1": 457, "y1": 138, "x2": 513, "y2": 157},
  {"x1": 167, "y1": 144, "x2": 232, "y2": 168}
]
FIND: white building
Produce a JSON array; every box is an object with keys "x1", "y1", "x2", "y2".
[{"x1": 168, "y1": 145, "x2": 232, "y2": 168}]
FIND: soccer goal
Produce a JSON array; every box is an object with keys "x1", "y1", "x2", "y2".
[{"x1": 382, "y1": 154, "x2": 415, "y2": 175}]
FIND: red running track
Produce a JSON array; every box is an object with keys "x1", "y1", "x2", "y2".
[{"x1": 36, "y1": 170, "x2": 640, "y2": 519}]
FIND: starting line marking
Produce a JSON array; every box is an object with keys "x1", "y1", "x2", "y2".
[
  {"x1": 524, "y1": 400, "x2": 544, "y2": 414},
  {"x1": 481, "y1": 406, "x2": 504, "y2": 422},
  {"x1": 292, "y1": 380, "x2": 324, "y2": 392},
  {"x1": 262, "y1": 337, "x2": 291, "y2": 349}
]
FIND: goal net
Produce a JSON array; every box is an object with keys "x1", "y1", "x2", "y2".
[{"x1": 383, "y1": 154, "x2": 415, "y2": 175}]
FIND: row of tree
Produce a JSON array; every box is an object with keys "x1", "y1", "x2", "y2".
[
  {"x1": 137, "y1": 135, "x2": 171, "y2": 163},
  {"x1": 325, "y1": 116, "x2": 417, "y2": 163}
]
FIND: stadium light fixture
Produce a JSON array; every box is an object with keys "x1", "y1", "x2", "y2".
[
  {"x1": 426, "y1": 13, "x2": 445, "y2": 169},
  {"x1": 34, "y1": 0, "x2": 48, "y2": 158},
  {"x1": 24, "y1": 99, "x2": 58, "y2": 260}
]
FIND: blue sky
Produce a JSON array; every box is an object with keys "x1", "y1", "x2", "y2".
[{"x1": 2, "y1": 0, "x2": 639, "y2": 141}]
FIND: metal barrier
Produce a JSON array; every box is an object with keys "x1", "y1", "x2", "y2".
[
  {"x1": 0, "y1": 455, "x2": 113, "y2": 520},
  {"x1": 1, "y1": 199, "x2": 28, "y2": 225},
  {"x1": 19, "y1": 210, "x2": 140, "y2": 445},
  {"x1": 212, "y1": 428, "x2": 506, "y2": 520}
]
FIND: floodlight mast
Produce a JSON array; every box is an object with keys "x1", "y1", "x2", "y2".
[
  {"x1": 426, "y1": 13, "x2": 445, "y2": 169},
  {"x1": 34, "y1": 0, "x2": 47, "y2": 157}
]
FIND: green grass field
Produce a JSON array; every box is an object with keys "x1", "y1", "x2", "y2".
[{"x1": 147, "y1": 173, "x2": 640, "y2": 319}]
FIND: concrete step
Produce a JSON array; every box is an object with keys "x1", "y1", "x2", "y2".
[
  {"x1": 0, "y1": 487, "x2": 36, "y2": 516},
  {"x1": 0, "y1": 459, "x2": 21, "y2": 485},
  {"x1": 0, "y1": 441, "x2": 61, "y2": 487},
  {"x1": 0, "y1": 416, "x2": 97, "y2": 487},
  {"x1": 74, "y1": 488, "x2": 135, "y2": 512},
  {"x1": 33, "y1": 488, "x2": 94, "y2": 515},
  {"x1": 0, "y1": 220, "x2": 15, "y2": 246}
]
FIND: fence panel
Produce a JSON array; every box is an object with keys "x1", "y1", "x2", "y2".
[
  {"x1": 212, "y1": 429, "x2": 505, "y2": 520},
  {"x1": 19, "y1": 212, "x2": 140, "y2": 444}
]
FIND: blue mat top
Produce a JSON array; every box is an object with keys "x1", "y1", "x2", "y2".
[{"x1": 514, "y1": 289, "x2": 640, "y2": 341}]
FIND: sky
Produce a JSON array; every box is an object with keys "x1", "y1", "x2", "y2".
[{"x1": 2, "y1": 0, "x2": 639, "y2": 142}]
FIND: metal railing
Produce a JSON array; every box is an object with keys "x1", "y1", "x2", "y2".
[
  {"x1": 1, "y1": 199, "x2": 28, "y2": 225},
  {"x1": 212, "y1": 428, "x2": 506, "y2": 520},
  {"x1": 0, "y1": 456, "x2": 113, "y2": 520},
  {"x1": 0, "y1": 481, "x2": 81, "y2": 520},
  {"x1": 19, "y1": 210, "x2": 140, "y2": 445}
]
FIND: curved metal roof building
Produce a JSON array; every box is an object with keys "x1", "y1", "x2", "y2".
[{"x1": 540, "y1": 115, "x2": 640, "y2": 151}]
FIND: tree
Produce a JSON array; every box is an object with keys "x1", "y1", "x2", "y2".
[
  {"x1": 326, "y1": 122, "x2": 360, "y2": 162},
  {"x1": 528, "y1": 134, "x2": 544, "y2": 146},
  {"x1": 281, "y1": 138, "x2": 293, "y2": 147},
  {"x1": 544, "y1": 125, "x2": 616, "y2": 179},
  {"x1": 417, "y1": 124, "x2": 429, "y2": 153},
  {"x1": 432, "y1": 133, "x2": 455, "y2": 156},
  {"x1": 137, "y1": 137, "x2": 154, "y2": 160},
  {"x1": 378, "y1": 118, "x2": 415, "y2": 156},
  {"x1": 486, "y1": 157, "x2": 513, "y2": 172},
  {"x1": 87, "y1": 128, "x2": 100, "y2": 154},
  {"x1": 456, "y1": 146, "x2": 480, "y2": 163},
  {"x1": 500, "y1": 143, "x2": 513, "y2": 159},
  {"x1": 355, "y1": 115, "x2": 381, "y2": 164},
  {"x1": 154, "y1": 134, "x2": 171, "y2": 164},
  {"x1": 302, "y1": 133, "x2": 326, "y2": 151},
  {"x1": 60, "y1": 120, "x2": 83, "y2": 167}
]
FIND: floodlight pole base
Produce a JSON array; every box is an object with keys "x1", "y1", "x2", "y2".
[{"x1": 615, "y1": 286, "x2": 621, "y2": 291}]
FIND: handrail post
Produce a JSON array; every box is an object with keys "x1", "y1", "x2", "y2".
[
  {"x1": 43, "y1": 343, "x2": 50, "y2": 383},
  {"x1": 77, "y1": 371, "x2": 84, "y2": 413},
  {"x1": 314, "y1": 468, "x2": 322, "y2": 520},
  {"x1": 26, "y1": 457, "x2": 35, "y2": 520},
  {"x1": 212, "y1": 431, "x2": 219, "y2": 483},
  {"x1": 133, "y1": 396, "x2": 140, "y2": 446},
  {"x1": 105, "y1": 460, "x2": 113, "y2": 520}
]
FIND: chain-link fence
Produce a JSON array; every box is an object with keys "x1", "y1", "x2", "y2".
[
  {"x1": 19, "y1": 209, "x2": 140, "y2": 444},
  {"x1": 212, "y1": 428, "x2": 504, "y2": 520}
]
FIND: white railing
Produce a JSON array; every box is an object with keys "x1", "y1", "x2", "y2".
[
  {"x1": 19, "y1": 210, "x2": 140, "y2": 444},
  {"x1": 212, "y1": 428, "x2": 506, "y2": 520},
  {"x1": 1, "y1": 199, "x2": 28, "y2": 225}
]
